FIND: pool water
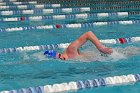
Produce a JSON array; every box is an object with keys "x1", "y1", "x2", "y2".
[
  {"x1": 0, "y1": 1, "x2": 140, "y2": 93},
  {"x1": 0, "y1": 23, "x2": 140, "y2": 92}
]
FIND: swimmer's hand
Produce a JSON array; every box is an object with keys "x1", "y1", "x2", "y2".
[{"x1": 99, "y1": 47, "x2": 113, "y2": 55}]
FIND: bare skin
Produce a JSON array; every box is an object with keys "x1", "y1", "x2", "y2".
[{"x1": 56, "y1": 31, "x2": 113, "y2": 60}]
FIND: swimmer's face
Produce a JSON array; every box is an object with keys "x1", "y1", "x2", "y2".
[{"x1": 56, "y1": 52, "x2": 68, "y2": 60}]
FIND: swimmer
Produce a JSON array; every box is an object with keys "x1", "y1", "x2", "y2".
[{"x1": 44, "y1": 31, "x2": 113, "y2": 60}]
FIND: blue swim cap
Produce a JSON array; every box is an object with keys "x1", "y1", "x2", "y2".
[{"x1": 44, "y1": 50, "x2": 57, "y2": 58}]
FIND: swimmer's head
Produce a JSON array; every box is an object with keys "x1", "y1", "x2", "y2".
[
  {"x1": 44, "y1": 50, "x2": 68, "y2": 60},
  {"x1": 44, "y1": 50, "x2": 57, "y2": 58}
]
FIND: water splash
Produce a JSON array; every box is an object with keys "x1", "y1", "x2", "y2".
[
  {"x1": 70, "y1": 46, "x2": 140, "y2": 62},
  {"x1": 20, "y1": 52, "x2": 30, "y2": 60},
  {"x1": 32, "y1": 52, "x2": 49, "y2": 61}
]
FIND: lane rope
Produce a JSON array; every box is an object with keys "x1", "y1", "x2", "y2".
[
  {"x1": 0, "y1": 1, "x2": 37, "y2": 5},
  {"x1": 0, "y1": 12, "x2": 129, "y2": 22},
  {"x1": 0, "y1": 74, "x2": 140, "y2": 93},
  {"x1": 1, "y1": 1, "x2": 140, "y2": 10},
  {"x1": 0, "y1": 5, "x2": 140, "y2": 15},
  {"x1": 0, "y1": 4, "x2": 61, "y2": 10},
  {"x1": 0, "y1": 37, "x2": 139, "y2": 54},
  {"x1": 0, "y1": 7, "x2": 90, "y2": 15},
  {"x1": 0, "y1": 20, "x2": 140, "y2": 32}
]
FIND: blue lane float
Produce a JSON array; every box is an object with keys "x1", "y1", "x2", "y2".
[
  {"x1": 0, "y1": 20, "x2": 140, "y2": 32},
  {"x1": 0, "y1": 37, "x2": 139, "y2": 54},
  {"x1": 0, "y1": 74, "x2": 140, "y2": 93}
]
